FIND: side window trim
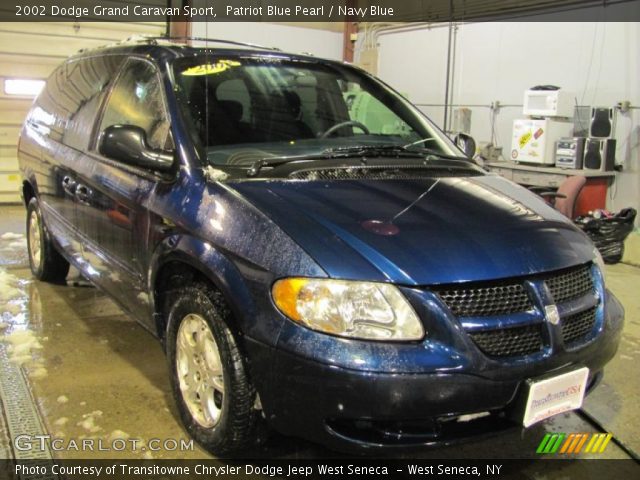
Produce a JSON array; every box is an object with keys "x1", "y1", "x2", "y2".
[
  {"x1": 90, "y1": 56, "x2": 174, "y2": 156},
  {"x1": 88, "y1": 56, "x2": 130, "y2": 153},
  {"x1": 66, "y1": 54, "x2": 127, "y2": 151}
]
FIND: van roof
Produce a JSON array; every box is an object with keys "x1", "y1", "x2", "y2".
[{"x1": 71, "y1": 35, "x2": 326, "y2": 64}]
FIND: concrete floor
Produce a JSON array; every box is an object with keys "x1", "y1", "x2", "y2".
[{"x1": 0, "y1": 205, "x2": 639, "y2": 471}]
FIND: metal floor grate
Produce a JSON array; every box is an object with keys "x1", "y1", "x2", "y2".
[{"x1": 0, "y1": 343, "x2": 58, "y2": 479}]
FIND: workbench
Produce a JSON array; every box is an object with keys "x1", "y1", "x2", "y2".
[{"x1": 486, "y1": 162, "x2": 616, "y2": 216}]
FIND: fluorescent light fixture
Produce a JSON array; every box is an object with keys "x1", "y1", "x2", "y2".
[{"x1": 4, "y1": 78, "x2": 45, "y2": 96}]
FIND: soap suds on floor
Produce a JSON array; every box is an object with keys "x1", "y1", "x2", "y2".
[
  {"x1": 54, "y1": 417, "x2": 69, "y2": 426},
  {"x1": 7, "y1": 240, "x2": 27, "y2": 250},
  {"x1": 0, "y1": 232, "x2": 24, "y2": 241},
  {"x1": 77, "y1": 417, "x2": 101, "y2": 433},
  {"x1": 82, "y1": 410, "x2": 103, "y2": 418},
  {"x1": 0, "y1": 267, "x2": 37, "y2": 376},
  {"x1": 30, "y1": 366, "x2": 48, "y2": 378},
  {"x1": 2, "y1": 330, "x2": 43, "y2": 365},
  {"x1": 4, "y1": 303, "x2": 22, "y2": 316},
  {"x1": 77, "y1": 411, "x2": 103, "y2": 433},
  {"x1": 0, "y1": 268, "x2": 22, "y2": 303},
  {"x1": 1, "y1": 327, "x2": 48, "y2": 379},
  {"x1": 107, "y1": 430, "x2": 130, "y2": 442},
  {"x1": 0, "y1": 268, "x2": 42, "y2": 376},
  {"x1": 137, "y1": 292, "x2": 149, "y2": 304}
]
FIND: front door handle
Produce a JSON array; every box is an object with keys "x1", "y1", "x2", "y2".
[
  {"x1": 62, "y1": 176, "x2": 76, "y2": 194},
  {"x1": 75, "y1": 184, "x2": 92, "y2": 203}
]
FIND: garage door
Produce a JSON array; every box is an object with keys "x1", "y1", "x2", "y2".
[{"x1": 0, "y1": 21, "x2": 165, "y2": 203}]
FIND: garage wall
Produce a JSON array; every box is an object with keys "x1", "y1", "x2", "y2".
[
  {"x1": 191, "y1": 22, "x2": 343, "y2": 60},
  {"x1": 0, "y1": 21, "x2": 164, "y2": 203},
  {"x1": 376, "y1": 21, "x2": 640, "y2": 217}
]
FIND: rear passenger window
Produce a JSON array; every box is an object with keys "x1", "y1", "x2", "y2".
[
  {"x1": 30, "y1": 55, "x2": 125, "y2": 149},
  {"x1": 98, "y1": 59, "x2": 173, "y2": 152}
]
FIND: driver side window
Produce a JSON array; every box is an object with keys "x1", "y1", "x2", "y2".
[{"x1": 99, "y1": 58, "x2": 173, "y2": 152}]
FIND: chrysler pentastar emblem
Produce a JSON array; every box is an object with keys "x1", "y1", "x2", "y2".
[{"x1": 545, "y1": 305, "x2": 561, "y2": 325}]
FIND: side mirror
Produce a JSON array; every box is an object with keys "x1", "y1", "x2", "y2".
[
  {"x1": 454, "y1": 132, "x2": 477, "y2": 159},
  {"x1": 99, "y1": 125, "x2": 173, "y2": 172}
]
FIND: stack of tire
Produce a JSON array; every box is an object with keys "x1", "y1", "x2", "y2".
[{"x1": 575, "y1": 208, "x2": 637, "y2": 264}]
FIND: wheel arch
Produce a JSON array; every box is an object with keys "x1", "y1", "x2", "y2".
[
  {"x1": 149, "y1": 235, "x2": 258, "y2": 343},
  {"x1": 22, "y1": 179, "x2": 36, "y2": 207}
]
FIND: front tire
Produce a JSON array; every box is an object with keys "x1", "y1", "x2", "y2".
[
  {"x1": 26, "y1": 197, "x2": 70, "y2": 283},
  {"x1": 165, "y1": 282, "x2": 260, "y2": 457}
]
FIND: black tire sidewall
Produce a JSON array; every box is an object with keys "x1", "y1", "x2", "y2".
[{"x1": 165, "y1": 285, "x2": 253, "y2": 455}]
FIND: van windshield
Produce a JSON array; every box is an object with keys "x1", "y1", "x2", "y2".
[{"x1": 172, "y1": 55, "x2": 458, "y2": 167}]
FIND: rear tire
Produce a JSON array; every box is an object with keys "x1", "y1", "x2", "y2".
[
  {"x1": 26, "y1": 197, "x2": 70, "y2": 283},
  {"x1": 165, "y1": 282, "x2": 260, "y2": 457}
]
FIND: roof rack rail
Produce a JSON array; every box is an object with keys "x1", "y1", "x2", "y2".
[
  {"x1": 77, "y1": 35, "x2": 282, "y2": 54},
  {"x1": 162, "y1": 36, "x2": 282, "y2": 51}
]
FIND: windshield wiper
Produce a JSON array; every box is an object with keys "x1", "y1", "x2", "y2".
[
  {"x1": 326, "y1": 144, "x2": 470, "y2": 162},
  {"x1": 246, "y1": 153, "x2": 328, "y2": 177},
  {"x1": 322, "y1": 144, "x2": 430, "y2": 159},
  {"x1": 246, "y1": 146, "x2": 425, "y2": 177},
  {"x1": 245, "y1": 144, "x2": 468, "y2": 177}
]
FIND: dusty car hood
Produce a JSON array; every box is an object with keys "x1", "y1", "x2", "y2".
[{"x1": 230, "y1": 174, "x2": 595, "y2": 285}]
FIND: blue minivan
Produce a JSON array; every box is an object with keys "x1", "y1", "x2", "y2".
[{"x1": 18, "y1": 37, "x2": 623, "y2": 455}]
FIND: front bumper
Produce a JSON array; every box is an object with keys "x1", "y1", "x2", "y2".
[{"x1": 245, "y1": 291, "x2": 623, "y2": 452}]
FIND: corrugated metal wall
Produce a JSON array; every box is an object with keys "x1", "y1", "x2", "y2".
[{"x1": 0, "y1": 21, "x2": 164, "y2": 203}]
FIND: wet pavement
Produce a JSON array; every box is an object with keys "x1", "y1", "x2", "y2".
[{"x1": 0, "y1": 205, "x2": 638, "y2": 470}]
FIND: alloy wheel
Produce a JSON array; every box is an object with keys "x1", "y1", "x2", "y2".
[{"x1": 176, "y1": 313, "x2": 225, "y2": 428}]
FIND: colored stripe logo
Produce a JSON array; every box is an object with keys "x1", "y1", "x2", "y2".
[{"x1": 537, "y1": 433, "x2": 612, "y2": 454}]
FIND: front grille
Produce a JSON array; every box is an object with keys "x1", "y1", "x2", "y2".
[
  {"x1": 436, "y1": 264, "x2": 598, "y2": 358},
  {"x1": 290, "y1": 166, "x2": 478, "y2": 181},
  {"x1": 436, "y1": 283, "x2": 533, "y2": 317},
  {"x1": 562, "y1": 307, "x2": 597, "y2": 346},
  {"x1": 469, "y1": 324, "x2": 543, "y2": 357},
  {"x1": 436, "y1": 263, "x2": 595, "y2": 319},
  {"x1": 546, "y1": 264, "x2": 594, "y2": 304}
]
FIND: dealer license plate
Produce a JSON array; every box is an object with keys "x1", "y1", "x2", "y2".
[{"x1": 523, "y1": 367, "x2": 589, "y2": 427}]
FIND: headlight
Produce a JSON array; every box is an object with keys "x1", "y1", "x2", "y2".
[
  {"x1": 272, "y1": 278, "x2": 424, "y2": 341},
  {"x1": 593, "y1": 247, "x2": 606, "y2": 282}
]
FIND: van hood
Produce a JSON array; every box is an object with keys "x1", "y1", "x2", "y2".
[{"x1": 230, "y1": 174, "x2": 595, "y2": 285}]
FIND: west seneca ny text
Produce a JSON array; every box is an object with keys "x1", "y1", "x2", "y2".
[{"x1": 17, "y1": 463, "x2": 503, "y2": 477}]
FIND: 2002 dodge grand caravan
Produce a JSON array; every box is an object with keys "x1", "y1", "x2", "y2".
[{"x1": 18, "y1": 37, "x2": 623, "y2": 455}]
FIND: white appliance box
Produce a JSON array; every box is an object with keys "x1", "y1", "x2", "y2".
[{"x1": 511, "y1": 119, "x2": 574, "y2": 165}]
